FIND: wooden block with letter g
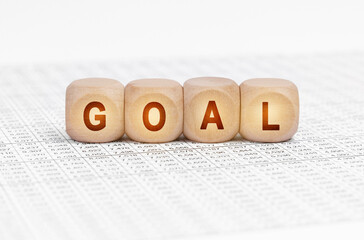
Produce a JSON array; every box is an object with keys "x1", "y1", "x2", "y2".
[
  {"x1": 125, "y1": 78, "x2": 183, "y2": 143},
  {"x1": 240, "y1": 78, "x2": 299, "y2": 142},
  {"x1": 66, "y1": 78, "x2": 124, "y2": 142},
  {"x1": 183, "y1": 77, "x2": 240, "y2": 142}
]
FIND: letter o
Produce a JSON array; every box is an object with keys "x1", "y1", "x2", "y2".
[{"x1": 142, "y1": 102, "x2": 166, "y2": 131}]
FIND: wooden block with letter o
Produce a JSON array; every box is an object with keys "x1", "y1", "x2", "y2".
[
  {"x1": 66, "y1": 78, "x2": 125, "y2": 142},
  {"x1": 240, "y1": 78, "x2": 299, "y2": 142},
  {"x1": 125, "y1": 78, "x2": 183, "y2": 143},
  {"x1": 183, "y1": 77, "x2": 240, "y2": 142}
]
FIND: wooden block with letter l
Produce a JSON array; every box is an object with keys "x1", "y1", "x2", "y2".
[
  {"x1": 66, "y1": 78, "x2": 124, "y2": 142},
  {"x1": 125, "y1": 78, "x2": 183, "y2": 143},
  {"x1": 183, "y1": 77, "x2": 240, "y2": 142},
  {"x1": 239, "y1": 78, "x2": 299, "y2": 142}
]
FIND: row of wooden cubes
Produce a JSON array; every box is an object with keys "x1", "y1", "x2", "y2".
[{"x1": 66, "y1": 77, "x2": 299, "y2": 143}]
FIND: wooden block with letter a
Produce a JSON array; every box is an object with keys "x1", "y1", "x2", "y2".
[{"x1": 183, "y1": 77, "x2": 240, "y2": 142}]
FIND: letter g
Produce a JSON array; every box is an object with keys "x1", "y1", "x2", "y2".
[{"x1": 83, "y1": 101, "x2": 106, "y2": 131}]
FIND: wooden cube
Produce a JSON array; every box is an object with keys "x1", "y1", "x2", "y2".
[
  {"x1": 66, "y1": 78, "x2": 124, "y2": 143},
  {"x1": 125, "y1": 78, "x2": 183, "y2": 143},
  {"x1": 183, "y1": 77, "x2": 240, "y2": 142},
  {"x1": 240, "y1": 78, "x2": 299, "y2": 142}
]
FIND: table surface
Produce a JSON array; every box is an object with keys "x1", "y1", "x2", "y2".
[{"x1": 0, "y1": 53, "x2": 364, "y2": 240}]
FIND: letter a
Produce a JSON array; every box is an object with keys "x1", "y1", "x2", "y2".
[
  {"x1": 262, "y1": 102, "x2": 280, "y2": 130},
  {"x1": 200, "y1": 101, "x2": 224, "y2": 130}
]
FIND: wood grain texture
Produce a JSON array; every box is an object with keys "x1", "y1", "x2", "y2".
[
  {"x1": 66, "y1": 78, "x2": 124, "y2": 142},
  {"x1": 183, "y1": 77, "x2": 240, "y2": 142},
  {"x1": 240, "y1": 78, "x2": 299, "y2": 142},
  {"x1": 125, "y1": 78, "x2": 183, "y2": 143}
]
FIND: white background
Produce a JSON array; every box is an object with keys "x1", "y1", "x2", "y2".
[{"x1": 0, "y1": 0, "x2": 364, "y2": 65}]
